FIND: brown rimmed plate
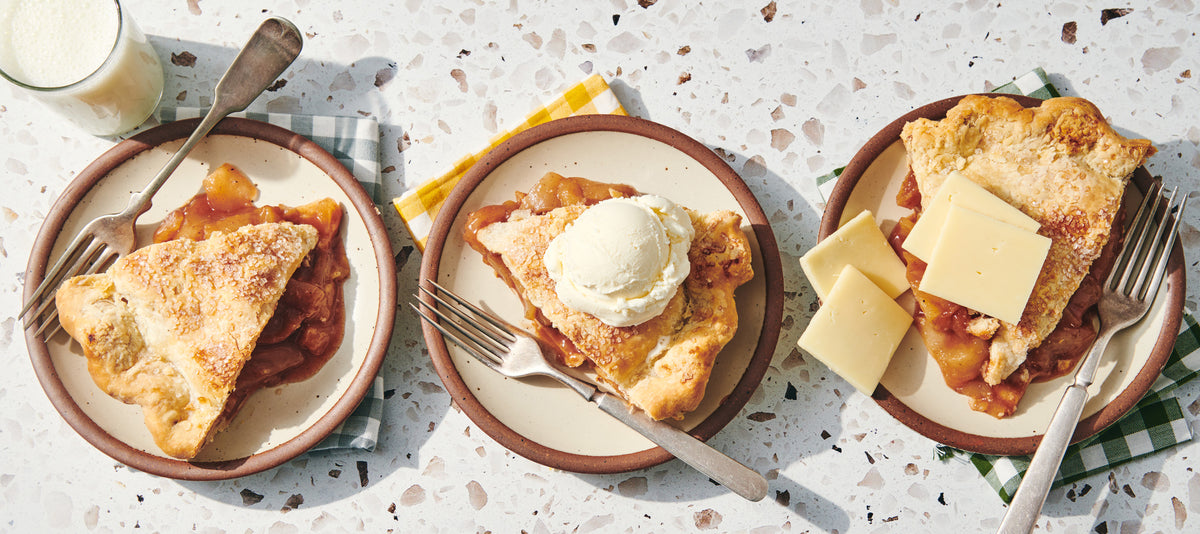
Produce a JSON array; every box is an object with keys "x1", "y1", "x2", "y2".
[
  {"x1": 24, "y1": 118, "x2": 396, "y2": 480},
  {"x1": 419, "y1": 114, "x2": 783, "y2": 473},
  {"x1": 822, "y1": 94, "x2": 1185, "y2": 455}
]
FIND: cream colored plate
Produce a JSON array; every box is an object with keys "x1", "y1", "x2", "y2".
[
  {"x1": 39, "y1": 133, "x2": 382, "y2": 462},
  {"x1": 435, "y1": 130, "x2": 769, "y2": 457}
]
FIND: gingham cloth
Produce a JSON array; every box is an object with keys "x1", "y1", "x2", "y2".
[
  {"x1": 155, "y1": 108, "x2": 383, "y2": 203},
  {"x1": 153, "y1": 108, "x2": 386, "y2": 452},
  {"x1": 391, "y1": 74, "x2": 627, "y2": 251},
  {"x1": 815, "y1": 68, "x2": 1197, "y2": 502}
]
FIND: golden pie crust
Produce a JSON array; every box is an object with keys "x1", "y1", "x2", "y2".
[
  {"x1": 901, "y1": 95, "x2": 1155, "y2": 385},
  {"x1": 55, "y1": 222, "x2": 318, "y2": 459},
  {"x1": 471, "y1": 200, "x2": 753, "y2": 420}
]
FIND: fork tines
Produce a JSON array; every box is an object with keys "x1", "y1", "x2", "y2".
[
  {"x1": 411, "y1": 282, "x2": 515, "y2": 369},
  {"x1": 1108, "y1": 183, "x2": 1188, "y2": 302},
  {"x1": 21, "y1": 235, "x2": 120, "y2": 338}
]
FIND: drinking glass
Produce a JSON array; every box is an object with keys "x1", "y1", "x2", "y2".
[{"x1": 0, "y1": 0, "x2": 164, "y2": 136}]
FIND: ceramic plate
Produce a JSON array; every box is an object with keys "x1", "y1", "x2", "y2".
[
  {"x1": 823, "y1": 94, "x2": 1185, "y2": 455},
  {"x1": 24, "y1": 118, "x2": 395, "y2": 480},
  {"x1": 419, "y1": 114, "x2": 783, "y2": 473}
]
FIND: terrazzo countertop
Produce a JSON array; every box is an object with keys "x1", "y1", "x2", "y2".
[{"x1": 2, "y1": 1, "x2": 1198, "y2": 532}]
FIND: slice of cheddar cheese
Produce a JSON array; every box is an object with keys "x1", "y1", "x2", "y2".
[
  {"x1": 902, "y1": 171, "x2": 1040, "y2": 263},
  {"x1": 918, "y1": 205, "x2": 1051, "y2": 325},
  {"x1": 800, "y1": 210, "x2": 908, "y2": 300},
  {"x1": 798, "y1": 265, "x2": 913, "y2": 395}
]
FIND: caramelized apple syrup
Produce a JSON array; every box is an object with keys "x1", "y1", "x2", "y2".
[
  {"x1": 153, "y1": 163, "x2": 350, "y2": 424},
  {"x1": 463, "y1": 172, "x2": 639, "y2": 366},
  {"x1": 890, "y1": 170, "x2": 1124, "y2": 418}
]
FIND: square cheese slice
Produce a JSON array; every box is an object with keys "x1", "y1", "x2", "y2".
[
  {"x1": 798, "y1": 265, "x2": 913, "y2": 395},
  {"x1": 800, "y1": 210, "x2": 908, "y2": 300},
  {"x1": 902, "y1": 171, "x2": 1040, "y2": 263},
  {"x1": 918, "y1": 205, "x2": 1051, "y2": 325}
]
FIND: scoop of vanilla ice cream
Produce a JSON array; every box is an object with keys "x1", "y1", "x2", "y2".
[{"x1": 543, "y1": 195, "x2": 695, "y2": 327}]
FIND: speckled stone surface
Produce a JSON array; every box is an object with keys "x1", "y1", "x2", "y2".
[{"x1": 2, "y1": 1, "x2": 1198, "y2": 532}]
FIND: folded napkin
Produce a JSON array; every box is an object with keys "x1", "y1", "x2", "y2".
[
  {"x1": 391, "y1": 74, "x2": 626, "y2": 251},
  {"x1": 153, "y1": 108, "x2": 385, "y2": 452},
  {"x1": 155, "y1": 108, "x2": 384, "y2": 203},
  {"x1": 814, "y1": 68, "x2": 1197, "y2": 503}
]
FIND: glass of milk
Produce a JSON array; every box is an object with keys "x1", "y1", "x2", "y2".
[{"x1": 0, "y1": 0, "x2": 164, "y2": 136}]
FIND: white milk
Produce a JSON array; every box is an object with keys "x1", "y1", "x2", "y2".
[{"x1": 0, "y1": 0, "x2": 163, "y2": 135}]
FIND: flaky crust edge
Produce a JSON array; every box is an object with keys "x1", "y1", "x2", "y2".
[{"x1": 55, "y1": 222, "x2": 318, "y2": 458}]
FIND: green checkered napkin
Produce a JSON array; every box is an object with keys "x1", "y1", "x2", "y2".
[
  {"x1": 813, "y1": 68, "x2": 1197, "y2": 502},
  {"x1": 311, "y1": 376, "x2": 385, "y2": 452},
  {"x1": 154, "y1": 108, "x2": 386, "y2": 452},
  {"x1": 155, "y1": 108, "x2": 383, "y2": 203}
]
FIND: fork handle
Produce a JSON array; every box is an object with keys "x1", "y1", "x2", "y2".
[
  {"x1": 122, "y1": 18, "x2": 303, "y2": 216},
  {"x1": 120, "y1": 99, "x2": 229, "y2": 217},
  {"x1": 996, "y1": 384, "x2": 1089, "y2": 533},
  {"x1": 593, "y1": 393, "x2": 769, "y2": 501},
  {"x1": 998, "y1": 327, "x2": 1114, "y2": 534}
]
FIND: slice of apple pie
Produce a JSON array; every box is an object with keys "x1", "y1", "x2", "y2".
[
  {"x1": 56, "y1": 222, "x2": 318, "y2": 458},
  {"x1": 897, "y1": 95, "x2": 1155, "y2": 416},
  {"x1": 465, "y1": 172, "x2": 753, "y2": 420}
]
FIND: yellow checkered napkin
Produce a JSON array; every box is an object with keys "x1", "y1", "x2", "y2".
[{"x1": 392, "y1": 74, "x2": 627, "y2": 250}]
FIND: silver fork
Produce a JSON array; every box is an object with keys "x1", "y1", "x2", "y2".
[
  {"x1": 413, "y1": 281, "x2": 769, "y2": 501},
  {"x1": 19, "y1": 17, "x2": 304, "y2": 339},
  {"x1": 998, "y1": 183, "x2": 1187, "y2": 534}
]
